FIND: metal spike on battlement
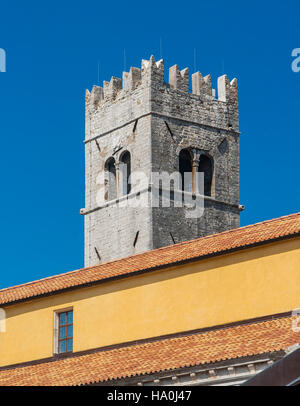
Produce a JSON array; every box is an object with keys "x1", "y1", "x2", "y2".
[
  {"x1": 192, "y1": 72, "x2": 212, "y2": 97},
  {"x1": 103, "y1": 76, "x2": 122, "y2": 101},
  {"x1": 123, "y1": 67, "x2": 141, "y2": 91},
  {"x1": 217, "y1": 75, "x2": 238, "y2": 103},
  {"x1": 169, "y1": 65, "x2": 189, "y2": 92}
]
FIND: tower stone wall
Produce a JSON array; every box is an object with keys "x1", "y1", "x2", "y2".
[{"x1": 82, "y1": 56, "x2": 241, "y2": 266}]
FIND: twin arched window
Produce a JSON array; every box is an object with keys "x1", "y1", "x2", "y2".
[
  {"x1": 179, "y1": 148, "x2": 213, "y2": 196},
  {"x1": 104, "y1": 149, "x2": 213, "y2": 202},
  {"x1": 105, "y1": 151, "x2": 131, "y2": 201}
]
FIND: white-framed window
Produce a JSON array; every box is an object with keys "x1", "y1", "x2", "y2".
[{"x1": 53, "y1": 308, "x2": 73, "y2": 354}]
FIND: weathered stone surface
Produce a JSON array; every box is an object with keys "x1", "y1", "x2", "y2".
[{"x1": 83, "y1": 56, "x2": 240, "y2": 266}]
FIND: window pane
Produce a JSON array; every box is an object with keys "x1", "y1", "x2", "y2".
[
  {"x1": 67, "y1": 325, "x2": 73, "y2": 338},
  {"x1": 59, "y1": 340, "x2": 66, "y2": 353},
  {"x1": 56, "y1": 310, "x2": 73, "y2": 355},
  {"x1": 59, "y1": 312, "x2": 66, "y2": 325},
  {"x1": 67, "y1": 339, "x2": 73, "y2": 352},
  {"x1": 59, "y1": 326, "x2": 66, "y2": 339},
  {"x1": 67, "y1": 311, "x2": 73, "y2": 324}
]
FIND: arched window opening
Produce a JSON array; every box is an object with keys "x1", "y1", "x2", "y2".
[
  {"x1": 119, "y1": 151, "x2": 131, "y2": 195},
  {"x1": 198, "y1": 155, "x2": 213, "y2": 196},
  {"x1": 179, "y1": 149, "x2": 193, "y2": 192},
  {"x1": 105, "y1": 157, "x2": 117, "y2": 200}
]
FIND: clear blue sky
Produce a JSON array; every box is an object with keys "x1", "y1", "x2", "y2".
[{"x1": 0, "y1": 0, "x2": 299, "y2": 288}]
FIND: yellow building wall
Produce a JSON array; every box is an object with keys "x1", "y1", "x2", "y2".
[{"x1": 0, "y1": 238, "x2": 299, "y2": 367}]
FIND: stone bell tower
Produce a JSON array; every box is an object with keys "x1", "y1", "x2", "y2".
[{"x1": 82, "y1": 56, "x2": 242, "y2": 267}]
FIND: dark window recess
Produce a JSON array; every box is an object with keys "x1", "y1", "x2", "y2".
[
  {"x1": 58, "y1": 310, "x2": 73, "y2": 354},
  {"x1": 120, "y1": 151, "x2": 131, "y2": 195},
  {"x1": 198, "y1": 155, "x2": 213, "y2": 196},
  {"x1": 105, "y1": 157, "x2": 117, "y2": 200},
  {"x1": 179, "y1": 149, "x2": 193, "y2": 192}
]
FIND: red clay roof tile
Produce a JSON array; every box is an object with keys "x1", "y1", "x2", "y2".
[
  {"x1": 0, "y1": 315, "x2": 299, "y2": 386},
  {"x1": 0, "y1": 212, "x2": 299, "y2": 306}
]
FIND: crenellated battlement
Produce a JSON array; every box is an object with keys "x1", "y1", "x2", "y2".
[
  {"x1": 192, "y1": 72, "x2": 212, "y2": 97},
  {"x1": 123, "y1": 67, "x2": 141, "y2": 91},
  {"x1": 217, "y1": 75, "x2": 238, "y2": 103},
  {"x1": 141, "y1": 55, "x2": 164, "y2": 77},
  {"x1": 86, "y1": 55, "x2": 238, "y2": 110},
  {"x1": 169, "y1": 65, "x2": 189, "y2": 92}
]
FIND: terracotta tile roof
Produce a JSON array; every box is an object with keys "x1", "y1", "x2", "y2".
[
  {"x1": 0, "y1": 212, "x2": 299, "y2": 306},
  {"x1": 0, "y1": 315, "x2": 299, "y2": 386}
]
